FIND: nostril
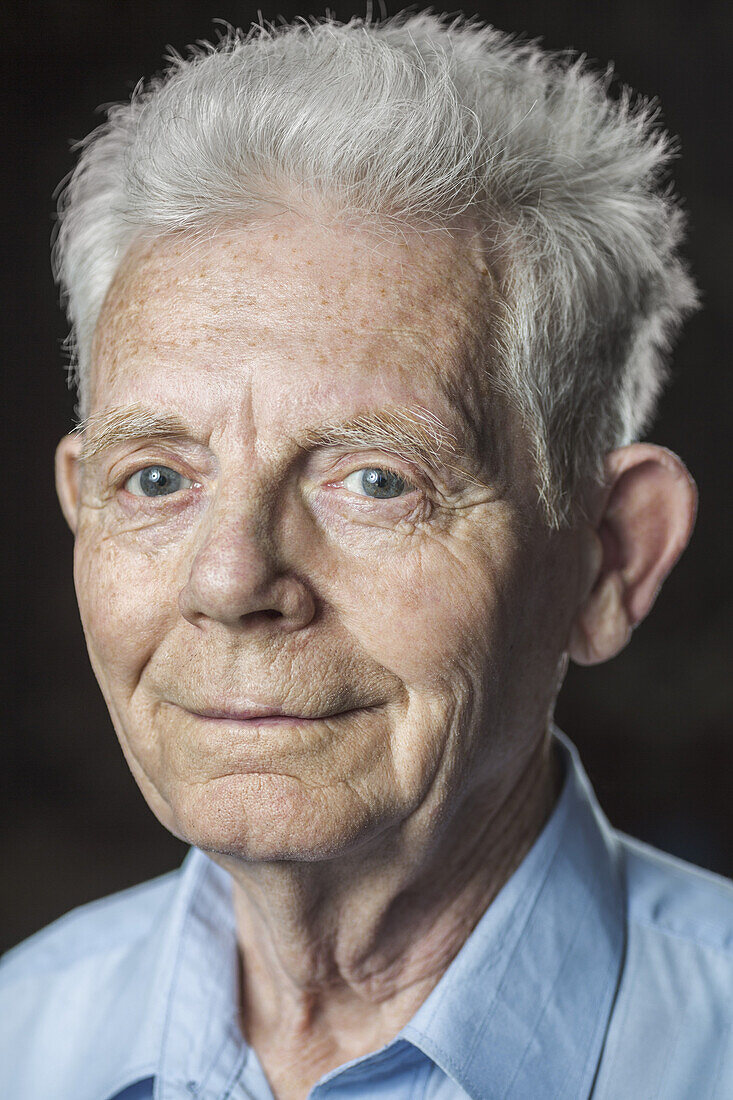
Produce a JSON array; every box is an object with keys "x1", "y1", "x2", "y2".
[
  {"x1": 239, "y1": 608, "x2": 286, "y2": 628},
  {"x1": 179, "y1": 560, "x2": 316, "y2": 631}
]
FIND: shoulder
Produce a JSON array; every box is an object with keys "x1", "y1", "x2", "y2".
[
  {"x1": 619, "y1": 831, "x2": 733, "y2": 954},
  {"x1": 0, "y1": 867, "x2": 184, "y2": 1100},
  {"x1": 0, "y1": 868, "x2": 180, "y2": 985},
  {"x1": 594, "y1": 834, "x2": 733, "y2": 1099}
]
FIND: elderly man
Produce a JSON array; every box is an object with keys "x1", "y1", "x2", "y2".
[{"x1": 2, "y1": 12, "x2": 731, "y2": 1100}]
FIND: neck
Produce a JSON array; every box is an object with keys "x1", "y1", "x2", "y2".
[{"x1": 212, "y1": 733, "x2": 559, "y2": 1093}]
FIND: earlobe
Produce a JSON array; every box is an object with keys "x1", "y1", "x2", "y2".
[
  {"x1": 568, "y1": 443, "x2": 697, "y2": 667},
  {"x1": 55, "y1": 434, "x2": 83, "y2": 534}
]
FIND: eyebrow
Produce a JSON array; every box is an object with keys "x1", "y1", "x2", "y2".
[
  {"x1": 302, "y1": 408, "x2": 474, "y2": 478},
  {"x1": 77, "y1": 405, "x2": 190, "y2": 462},
  {"x1": 77, "y1": 402, "x2": 485, "y2": 483}
]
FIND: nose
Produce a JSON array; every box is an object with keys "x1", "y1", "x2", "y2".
[{"x1": 178, "y1": 500, "x2": 316, "y2": 632}]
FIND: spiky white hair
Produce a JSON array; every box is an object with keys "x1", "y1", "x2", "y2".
[{"x1": 53, "y1": 12, "x2": 698, "y2": 525}]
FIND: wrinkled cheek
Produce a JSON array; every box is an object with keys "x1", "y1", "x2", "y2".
[
  {"x1": 73, "y1": 538, "x2": 167, "y2": 697},
  {"x1": 345, "y1": 561, "x2": 503, "y2": 690}
]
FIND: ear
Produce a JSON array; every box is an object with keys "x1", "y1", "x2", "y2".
[
  {"x1": 568, "y1": 443, "x2": 697, "y2": 666},
  {"x1": 55, "y1": 434, "x2": 83, "y2": 534}
]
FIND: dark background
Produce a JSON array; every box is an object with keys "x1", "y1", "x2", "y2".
[{"x1": 2, "y1": 0, "x2": 731, "y2": 953}]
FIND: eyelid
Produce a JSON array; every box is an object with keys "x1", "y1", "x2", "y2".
[
  {"x1": 111, "y1": 449, "x2": 201, "y2": 485},
  {"x1": 324, "y1": 448, "x2": 431, "y2": 485},
  {"x1": 106, "y1": 439, "x2": 209, "y2": 479}
]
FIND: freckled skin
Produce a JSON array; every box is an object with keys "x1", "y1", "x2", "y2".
[
  {"x1": 78, "y1": 218, "x2": 571, "y2": 855},
  {"x1": 61, "y1": 216, "x2": 589, "y2": 1096}
]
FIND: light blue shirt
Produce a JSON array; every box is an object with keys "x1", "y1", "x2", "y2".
[{"x1": 3, "y1": 730, "x2": 733, "y2": 1099}]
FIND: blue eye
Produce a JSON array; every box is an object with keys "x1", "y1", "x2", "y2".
[
  {"x1": 125, "y1": 466, "x2": 193, "y2": 497},
  {"x1": 342, "y1": 468, "x2": 412, "y2": 499}
]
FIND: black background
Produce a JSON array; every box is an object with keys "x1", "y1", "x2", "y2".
[{"x1": 2, "y1": 0, "x2": 731, "y2": 953}]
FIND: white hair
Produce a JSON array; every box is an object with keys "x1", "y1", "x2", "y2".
[{"x1": 53, "y1": 12, "x2": 698, "y2": 525}]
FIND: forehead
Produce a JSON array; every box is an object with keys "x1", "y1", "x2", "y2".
[{"x1": 90, "y1": 215, "x2": 498, "y2": 439}]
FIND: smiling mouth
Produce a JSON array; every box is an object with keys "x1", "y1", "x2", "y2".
[{"x1": 179, "y1": 704, "x2": 365, "y2": 725}]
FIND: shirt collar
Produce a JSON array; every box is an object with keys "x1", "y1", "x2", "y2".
[
  {"x1": 100, "y1": 728, "x2": 625, "y2": 1099},
  {"x1": 153, "y1": 852, "x2": 247, "y2": 1100},
  {"x1": 85, "y1": 843, "x2": 245, "y2": 1100}
]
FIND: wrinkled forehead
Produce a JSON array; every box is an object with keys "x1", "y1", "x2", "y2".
[{"x1": 89, "y1": 215, "x2": 504, "y2": 451}]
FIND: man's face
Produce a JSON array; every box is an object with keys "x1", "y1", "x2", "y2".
[{"x1": 60, "y1": 217, "x2": 580, "y2": 862}]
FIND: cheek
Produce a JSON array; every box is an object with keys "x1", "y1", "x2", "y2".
[
  {"x1": 313, "y1": 520, "x2": 519, "y2": 689},
  {"x1": 73, "y1": 533, "x2": 176, "y2": 690}
]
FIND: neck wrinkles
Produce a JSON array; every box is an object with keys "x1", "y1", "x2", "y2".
[{"x1": 217, "y1": 731, "x2": 559, "y2": 1057}]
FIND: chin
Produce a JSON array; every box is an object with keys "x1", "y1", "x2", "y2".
[{"x1": 155, "y1": 770, "x2": 382, "y2": 863}]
